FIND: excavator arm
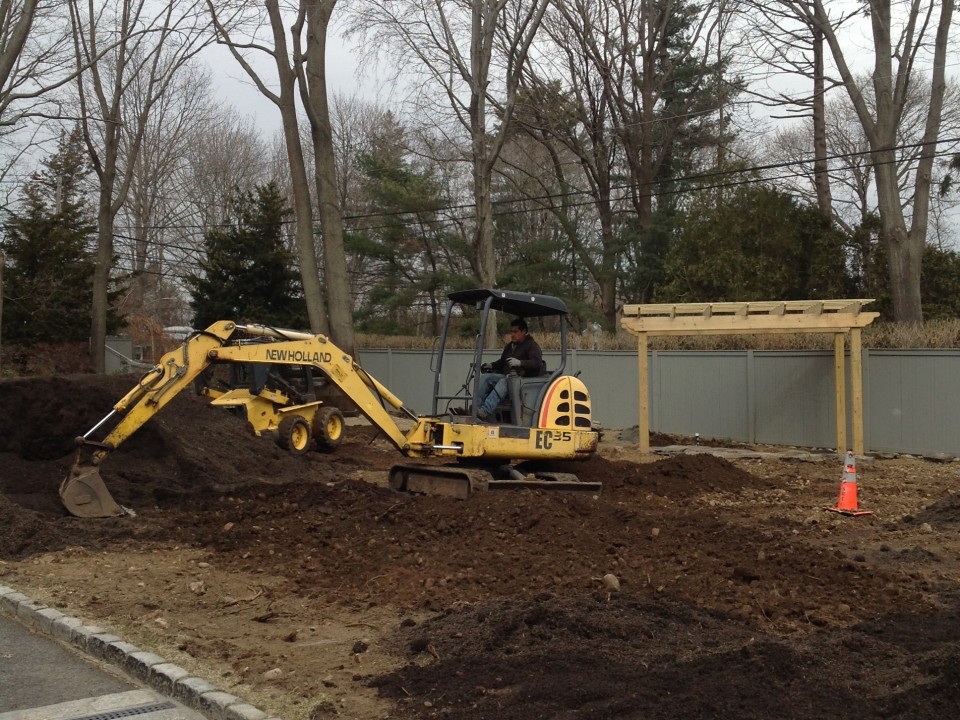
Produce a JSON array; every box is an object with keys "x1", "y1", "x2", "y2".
[
  {"x1": 61, "y1": 322, "x2": 240, "y2": 516},
  {"x1": 62, "y1": 321, "x2": 422, "y2": 517}
]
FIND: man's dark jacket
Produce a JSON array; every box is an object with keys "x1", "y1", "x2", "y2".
[{"x1": 491, "y1": 335, "x2": 544, "y2": 377}]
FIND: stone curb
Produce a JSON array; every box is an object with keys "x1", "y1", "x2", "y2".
[{"x1": 0, "y1": 583, "x2": 282, "y2": 720}]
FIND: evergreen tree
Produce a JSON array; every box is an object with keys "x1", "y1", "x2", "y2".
[
  {"x1": 187, "y1": 183, "x2": 305, "y2": 329},
  {"x1": 617, "y1": 0, "x2": 745, "y2": 307},
  {"x1": 659, "y1": 185, "x2": 852, "y2": 302},
  {"x1": 348, "y1": 131, "x2": 459, "y2": 335},
  {"x1": 1, "y1": 128, "x2": 117, "y2": 343}
]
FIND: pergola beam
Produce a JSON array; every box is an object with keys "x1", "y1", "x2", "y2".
[{"x1": 621, "y1": 313, "x2": 878, "y2": 336}]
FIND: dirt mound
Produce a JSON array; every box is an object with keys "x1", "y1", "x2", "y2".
[
  {"x1": 374, "y1": 593, "x2": 960, "y2": 720},
  {"x1": 1, "y1": 373, "x2": 959, "y2": 720}
]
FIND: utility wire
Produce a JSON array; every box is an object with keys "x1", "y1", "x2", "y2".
[
  {"x1": 108, "y1": 136, "x2": 960, "y2": 244},
  {"x1": 110, "y1": 140, "x2": 960, "y2": 287}
]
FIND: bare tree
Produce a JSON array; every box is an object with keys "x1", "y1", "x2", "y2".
[
  {"x1": 784, "y1": 0, "x2": 957, "y2": 323},
  {"x1": 150, "y1": 105, "x2": 273, "y2": 321},
  {"x1": 207, "y1": 1, "x2": 374, "y2": 355},
  {"x1": 0, "y1": 0, "x2": 76, "y2": 126},
  {"x1": 115, "y1": 62, "x2": 211, "y2": 320},
  {"x1": 206, "y1": 0, "x2": 331, "y2": 337},
  {"x1": 768, "y1": 100, "x2": 873, "y2": 237},
  {"x1": 1, "y1": 1, "x2": 78, "y2": 193},
  {"x1": 743, "y1": 0, "x2": 836, "y2": 219},
  {"x1": 68, "y1": 0, "x2": 212, "y2": 372},
  {"x1": 329, "y1": 93, "x2": 399, "y2": 302},
  {"x1": 579, "y1": 0, "x2": 733, "y2": 233},
  {"x1": 347, "y1": 0, "x2": 551, "y2": 307},
  {"x1": 511, "y1": 0, "x2": 740, "y2": 324},
  {"x1": 177, "y1": 108, "x2": 272, "y2": 236},
  {"x1": 295, "y1": 0, "x2": 354, "y2": 353},
  {"x1": 769, "y1": 77, "x2": 960, "y2": 240},
  {"x1": 0, "y1": 0, "x2": 41, "y2": 124},
  {"x1": 511, "y1": 2, "x2": 628, "y2": 329},
  {"x1": 330, "y1": 92, "x2": 379, "y2": 213}
]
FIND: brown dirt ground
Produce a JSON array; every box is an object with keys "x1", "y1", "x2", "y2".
[{"x1": 1, "y1": 374, "x2": 959, "y2": 720}]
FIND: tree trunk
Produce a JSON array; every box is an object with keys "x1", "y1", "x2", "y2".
[
  {"x1": 809, "y1": 0, "x2": 956, "y2": 323},
  {"x1": 811, "y1": 26, "x2": 832, "y2": 220},
  {"x1": 74, "y1": 0, "x2": 211, "y2": 370},
  {"x1": 0, "y1": 251, "x2": 5, "y2": 375},
  {"x1": 472, "y1": 144, "x2": 497, "y2": 291},
  {"x1": 302, "y1": 0, "x2": 355, "y2": 355},
  {"x1": 91, "y1": 177, "x2": 115, "y2": 372},
  {"x1": 88, "y1": 101, "x2": 121, "y2": 373},
  {"x1": 470, "y1": 2, "x2": 498, "y2": 347},
  {"x1": 0, "y1": 0, "x2": 38, "y2": 107},
  {"x1": 263, "y1": 0, "x2": 328, "y2": 335},
  {"x1": 285, "y1": 110, "x2": 330, "y2": 336}
]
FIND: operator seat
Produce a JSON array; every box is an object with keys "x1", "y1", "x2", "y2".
[{"x1": 495, "y1": 361, "x2": 552, "y2": 427}]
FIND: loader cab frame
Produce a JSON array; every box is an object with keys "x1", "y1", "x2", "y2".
[{"x1": 432, "y1": 289, "x2": 570, "y2": 426}]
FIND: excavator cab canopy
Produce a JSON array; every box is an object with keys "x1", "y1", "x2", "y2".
[
  {"x1": 432, "y1": 289, "x2": 571, "y2": 418},
  {"x1": 446, "y1": 288, "x2": 569, "y2": 318}
]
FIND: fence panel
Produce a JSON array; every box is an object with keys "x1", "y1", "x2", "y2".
[
  {"x1": 653, "y1": 351, "x2": 750, "y2": 442},
  {"x1": 866, "y1": 350, "x2": 960, "y2": 455},
  {"x1": 356, "y1": 348, "x2": 960, "y2": 455},
  {"x1": 753, "y1": 352, "x2": 839, "y2": 448}
]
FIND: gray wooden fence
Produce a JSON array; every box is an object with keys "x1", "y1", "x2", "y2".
[{"x1": 356, "y1": 348, "x2": 960, "y2": 455}]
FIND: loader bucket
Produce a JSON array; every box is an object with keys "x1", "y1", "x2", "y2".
[{"x1": 59, "y1": 465, "x2": 125, "y2": 518}]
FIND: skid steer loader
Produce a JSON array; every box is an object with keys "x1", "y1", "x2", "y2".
[{"x1": 63, "y1": 289, "x2": 601, "y2": 517}]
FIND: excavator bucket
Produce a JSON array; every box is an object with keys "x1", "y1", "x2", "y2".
[{"x1": 59, "y1": 464, "x2": 125, "y2": 518}]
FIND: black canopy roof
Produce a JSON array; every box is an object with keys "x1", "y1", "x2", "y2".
[{"x1": 447, "y1": 289, "x2": 568, "y2": 318}]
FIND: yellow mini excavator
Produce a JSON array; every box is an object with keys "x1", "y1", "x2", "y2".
[{"x1": 62, "y1": 289, "x2": 601, "y2": 517}]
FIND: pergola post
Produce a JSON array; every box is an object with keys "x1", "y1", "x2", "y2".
[
  {"x1": 834, "y1": 333, "x2": 847, "y2": 454},
  {"x1": 850, "y1": 327, "x2": 865, "y2": 456},
  {"x1": 637, "y1": 332, "x2": 649, "y2": 453}
]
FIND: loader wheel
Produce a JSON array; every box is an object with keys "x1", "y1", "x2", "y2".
[
  {"x1": 277, "y1": 416, "x2": 311, "y2": 456},
  {"x1": 313, "y1": 406, "x2": 344, "y2": 452}
]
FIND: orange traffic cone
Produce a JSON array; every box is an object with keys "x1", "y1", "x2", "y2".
[{"x1": 825, "y1": 451, "x2": 873, "y2": 516}]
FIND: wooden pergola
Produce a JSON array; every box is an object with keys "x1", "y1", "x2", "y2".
[{"x1": 620, "y1": 300, "x2": 879, "y2": 455}]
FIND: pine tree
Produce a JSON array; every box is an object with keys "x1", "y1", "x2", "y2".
[
  {"x1": 0, "y1": 128, "x2": 111, "y2": 343},
  {"x1": 659, "y1": 185, "x2": 851, "y2": 302},
  {"x1": 188, "y1": 183, "x2": 305, "y2": 329},
  {"x1": 349, "y1": 118, "x2": 457, "y2": 335}
]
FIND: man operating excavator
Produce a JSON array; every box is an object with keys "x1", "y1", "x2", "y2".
[{"x1": 475, "y1": 318, "x2": 544, "y2": 421}]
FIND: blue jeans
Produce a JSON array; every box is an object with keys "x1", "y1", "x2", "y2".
[{"x1": 477, "y1": 373, "x2": 508, "y2": 416}]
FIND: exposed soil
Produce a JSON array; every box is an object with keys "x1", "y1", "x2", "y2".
[{"x1": 1, "y1": 374, "x2": 959, "y2": 719}]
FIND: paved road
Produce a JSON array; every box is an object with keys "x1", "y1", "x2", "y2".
[{"x1": 0, "y1": 613, "x2": 206, "y2": 720}]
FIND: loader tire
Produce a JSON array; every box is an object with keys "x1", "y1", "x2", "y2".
[
  {"x1": 313, "y1": 406, "x2": 345, "y2": 452},
  {"x1": 277, "y1": 415, "x2": 312, "y2": 456}
]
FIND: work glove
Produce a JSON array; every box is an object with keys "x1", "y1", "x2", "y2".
[
  {"x1": 480, "y1": 363, "x2": 493, "y2": 373},
  {"x1": 507, "y1": 357, "x2": 522, "y2": 370}
]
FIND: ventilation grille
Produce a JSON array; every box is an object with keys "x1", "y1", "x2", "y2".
[{"x1": 67, "y1": 701, "x2": 176, "y2": 720}]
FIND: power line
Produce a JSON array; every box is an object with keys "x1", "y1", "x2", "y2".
[
  {"x1": 106, "y1": 140, "x2": 960, "y2": 289},
  {"x1": 107, "y1": 135, "x2": 960, "y2": 242},
  {"x1": 8, "y1": 136, "x2": 957, "y2": 288}
]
